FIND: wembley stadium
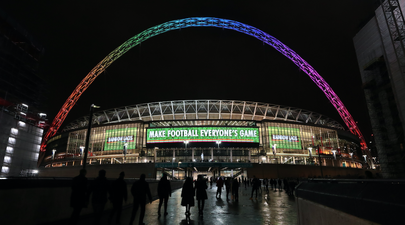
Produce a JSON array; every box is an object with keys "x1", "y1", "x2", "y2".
[{"x1": 41, "y1": 99, "x2": 365, "y2": 179}]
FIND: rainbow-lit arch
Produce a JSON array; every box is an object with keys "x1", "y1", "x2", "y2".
[{"x1": 40, "y1": 17, "x2": 367, "y2": 155}]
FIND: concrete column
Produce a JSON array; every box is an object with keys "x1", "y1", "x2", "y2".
[
  {"x1": 304, "y1": 157, "x2": 306, "y2": 165},
  {"x1": 293, "y1": 156, "x2": 295, "y2": 164},
  {"x1": 192, "y1": 148, "x2": 195, "y2": 162},
  {"x1": 173, "y1": 149, "x2": 175, "y2": 161},
  {"x1": 230, "y1": 149, "x2": 233, "y2": 162},
  {"x1": 154, "y1": 148, "x2": 157, "y2": 163},
  {"x1": 248, "y1": 149, "x2": 251, "y2": 162}
]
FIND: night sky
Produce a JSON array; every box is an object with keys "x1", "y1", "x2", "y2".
[{"x1": 1, "y1": 1, "x2": 378, "y2": 142}]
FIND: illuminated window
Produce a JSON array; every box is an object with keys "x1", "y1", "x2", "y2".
[
  {"x1": 8, "y1": 137, "x2": 16, "y2": 145},
  {"x1": 11, "y1": 128, "x2": 18, "y2": 135},
  {"x1": 1, "y1": 166, "x2": 9, "y2": 173},
  {"x1": 6, "y1": 147, "x2": 13, "y2": 154},
  {"x1": 3, "y1": 156, "x2": 11, "y2": 164}
]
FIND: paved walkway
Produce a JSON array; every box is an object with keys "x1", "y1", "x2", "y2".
[{"x1": 73, "y1": 185, "x2": 297, "y2": 225}]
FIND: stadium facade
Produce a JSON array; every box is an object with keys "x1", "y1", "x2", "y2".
[{"x1": 42, "y1": 100, "x2": 364, "y2": 179}]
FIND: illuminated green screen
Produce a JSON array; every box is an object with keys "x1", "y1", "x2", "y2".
[
  {"x1": 104, "y1": 127, "x2": 137, "y2": 151},
  {"x1": 147, "y1": 127, "x2": 259, "y2": 143},
  {"x1": 268, "y1": 126, "x2": 302, "y2": 149}
]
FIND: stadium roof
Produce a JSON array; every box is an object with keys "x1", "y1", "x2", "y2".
[{"x1": 63, "y1": 100, "x2": 345, "y2": 131}]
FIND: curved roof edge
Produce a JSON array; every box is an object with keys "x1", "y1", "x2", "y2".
[{"x1": 62, "y1": 100, "x2": 345, "y2": 132}]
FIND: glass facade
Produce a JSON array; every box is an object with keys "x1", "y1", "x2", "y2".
[
  {"x1": 66, "y1": 123, "x2": 142, "y2": 157},
  {"x1": 44, "y1": 120, "x2": 363, "y2": 169}
]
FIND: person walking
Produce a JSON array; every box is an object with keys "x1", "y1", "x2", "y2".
[
  {"x1": 250, "y1": 176, "x2": 259, "y2": 200},
  {"x1": 90, "y1": 169, "x2": 110, "y2": 225},
  {"x1": 225, "y1": 177, "x2": 231, "y2": 201},
  {"x1": 69, "y1": 169, "x2": 89, "y2": 225},
  {"x1": 108, "y1": 171, "x2": 127, "y2": 225},
  {"x1": 264, "y1": 178, "x2": 269, "y2": 192},
  {"x1": 270, "y1": 179, "x2": 274, "y2": 190},
  {"x1": 210, "y1": 177, "x2": 213, "y2": 189},
  {"x1": 157, "y1": 173, "x2": 171, "y2": 217},
  {"x1": 216, "y1": 177, "x2": 224, "y2": 198},
  {"x1": 129, "y1": 174, "x2": 152, "y2": 225},
  {"x1": 232, "y1": 177, "x2": 239, "y2": 201},
  {"x1": 181, "y1": 177, "x2": 195, "y2": 217},
  {"x1": 277, "y1": 178, "x2": 282, "y2": 191},
  {"x1": 258, "y1": 179, "x2": 262, "y2": 194},
  {"x1": 195, "y1": 175, "x2": 208, "y2": 217}
]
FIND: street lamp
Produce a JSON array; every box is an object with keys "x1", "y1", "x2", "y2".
[
  {"x1": 216, "y1": 141, "x2": 221, "y2": 162},
  {"x1": 216, "y1": 140, "x2": 221, "y2": 148},
  {"x1": 184, "y1": 140, "x2": 189, "y2": 152},
  {"x1": 80, "y1": 146, "x2": 85, "y2": 158},
  {"x1": 363, "y1": 155, "x2": 367, "y2": 163},
  {"x1": 308, "y1": 147, "x2": 312, "y2": 158},
  {"x1": 83, "y1": 104, "x2": 100, "y2": 170},
  {"x1": 172, "y1": 157, "x2": 175, "y2": 179},
  {"x1": 178, "y1": 161, "x2": 182, "y2": 179},
  {"x1": 332, "y1": 150, "x2": 337, "y2": 160},
  {"x1": 52, "y1": 149, "x2": 56, "y2": 160},
  {"x1": 317, "y1": 146, "x2": 323, "y2": 177}
]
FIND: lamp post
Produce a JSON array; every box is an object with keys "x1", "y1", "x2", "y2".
[
  {"x1": 52, "y1": 149, "x2": 56, "y2": 160},
  {"x1": 172, "y1": 157, "x2": 175, "y2": 179},
  {"x1": 178, "y1": 161, "x2": 182, "y2": 179},
  {"x1": 83, "y1": 104, "x2": 100, "y2": 170},
  {"x1": 184, "y1": 140, "x2": 189, "y2": 152},
  {"x1": 349, "y1": 152, "x2": 354, "y2": 168},
  {"x1": 80, "y1": 146, "x2": 85, "y2": 158},
  {"x1": 216, "y1": 140, "x2": 221, "y2": 162},
  {"x1": 317, "y1": 146, "x2": 323, "y2": 177},
  {"x1": 363, "y1": 155, "x2": 367, "y2": 168}
]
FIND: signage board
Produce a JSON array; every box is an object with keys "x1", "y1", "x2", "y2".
[
  {"x1": 268, "y1": 126, "x2": 302, "y2": 149},
  {"x1": 147, "y1": 127, "x2": 259, "y2": 144},
  {"x1": 104, "y1": 127, "x2": 137, "y2": 151}
]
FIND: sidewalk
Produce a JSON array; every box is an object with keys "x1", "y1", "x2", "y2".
[{"x1": 70, "y1": 185, "x2": 297, "y2": 225}]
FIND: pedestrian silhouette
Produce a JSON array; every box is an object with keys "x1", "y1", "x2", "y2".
[
  {"x1": 129, "y1": 174, "x2": 152, "y2": 225},
  {"x1": 90, "y1": 169, "x2": 110, "y2": 225},
  {"x1": 69, "y1": 169, "x2": 89, "y2": 225},
  {"x1": 195, "y1": 175, "x2": 208, "y2": 217},
  {"x1": 232, "y1": 177, "x2": 239, "y2": 201},
  {"x1": 225, "y1": 177, "x2": 231, "y2": 201},
  {"x1": 181, "y1": 177, "x2": 195, "y2": 217},
  {"x1": 157, "y1": 173, "x2": 171, "y2": 217},
  {"x1": 216, "y1": 177, "x2": 224, "y2": 198},
  {"x1": 108, "y1": 171, "x2": 127, "y2": 224},
  {"x1": 277, "y1": 178, "x2": 282, "y2": 191},
  {"x1": 250, "y1": 176, "x2": 259, "y2": 199}
]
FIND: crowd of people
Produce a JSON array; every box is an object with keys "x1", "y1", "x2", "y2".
[{"x1": 68, "y1": 169, "x2": 299, "y2": 225}]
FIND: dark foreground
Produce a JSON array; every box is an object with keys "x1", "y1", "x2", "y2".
[{"x1": 53, "y1": 185, "x2": 297, "y2": 225}]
